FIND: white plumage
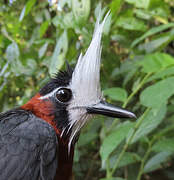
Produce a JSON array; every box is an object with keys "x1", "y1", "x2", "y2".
[{"x1": 67, "y1": 13, "x2": 109, "y2": 151}]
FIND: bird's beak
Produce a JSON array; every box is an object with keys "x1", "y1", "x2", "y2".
[{"x1": 86, "y1": 100, "x2": 136, "y2": 119}]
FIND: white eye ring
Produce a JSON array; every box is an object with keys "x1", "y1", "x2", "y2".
[{"x1": 39, "y1": 86, "x2": 72, "y2": 101}]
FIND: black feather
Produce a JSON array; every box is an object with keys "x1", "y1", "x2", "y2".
[
  {"x1": 40, "y1": 64, "x2": 73, "y2": 96},
  {"x1": 0, "y1": 108, "x2": 58, "y2": 180}
]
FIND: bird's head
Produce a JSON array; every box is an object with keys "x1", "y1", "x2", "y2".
[{"x1": 22, "y1": 13, "x2": 135, "y2": 149}]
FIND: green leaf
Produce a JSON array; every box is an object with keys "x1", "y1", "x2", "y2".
[
  {"x1": 134, "y1": 9, "x2": 151, "y2": 20},
  {"x1": 103, "y1": 88, "x2": 127, "y2": 102},
  {"x1": 116, "y1": 16, "x2": 147, "y2": 31},
  {"x1": 128, "y1": 105, "x2": 166, "y2": 144},
  {"x1": 138, "y1": 30, "x2": 174, "y2": 53},
  {"x1": 144, "y1": 151, "x2": 172, "y2": 173},
  {"x1": 5, "y1": 42, "x2": 24, "y2": 75},
  {"x1": 78, "y1": 131, "x2": 97, "y2": 147},
  {"x1": 125, "y1": 0, "x2": 150, "y2": 9},
  {"x1": 49, "y1": 31, "x2": 68, "y2": 76},
  {"x1": 131, "y1": 23, "x2": 174, "y2": 47},
  {"x1": 6, "y1": 42, "x2": 19, "y2": 62},
  {"x1": 140, "y1": 77, "x2": 174, "y2": 108},
  {"x1": 147, "y1": 66, "x2": 174, "y2": 82},
  {"x1": 100, "y1": 122, "x2": 134, "y2": 166},
  {"x1": 38, "y1": 42, "x2": 49, "y2": 59},
  {"x1": 25, "y1": 0, "x2": 36, "y2": 16},
  {"x1": 39, "y1": 21, "x2": 50, "y2": 38},
  {"x1": 21, "y1": 59, "x2": 37, "y2": 75},
  {"x1": 152, "y1": 138, "x2": 174, "y2": 153},
  {"x1": 149, "y1": 0, "x2": 170, "y2": 18},
  {"x1": 110, "y1": 152, "x2": 141, "y2": 168},
  {"x1": 110, "y1": 0, "x2": 123, "y2": 15},
  {"x1": 74, "y1": 148, "x2": 81, "y2": 163},
  {"x1": 63, "y1": 12, "x2": 76, "y2": 29},
  {"x1": 19, "y1": 0, "x2": 36, "y2": 21},
  {"x1": 150, "y1": 8, "x2": 169, "y2": 20},
  {"x1": 72, "y1": 0, "x2": 90, "y2": 25},
  {"x1": 19, "y1": 6, "x2": 26, "y2": 22},
  {"x1": 139, "y1": 53, "x2": 174, "y2": 73},
  {"x1": 0, "y1": 63, "x2": 8, "y2": 77}
]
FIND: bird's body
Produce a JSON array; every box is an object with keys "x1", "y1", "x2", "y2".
[
  {"x1": 0, "y1": 108, "x2": 58, "y2": 180},
  {"x1": 0, "y1": 96, "x2": 74, "y2": 180},
  {"x1": 0, "y1": 13, "x2": 135, "y2": 180}
]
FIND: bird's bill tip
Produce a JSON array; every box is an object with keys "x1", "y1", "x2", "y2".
[{"x1": 86, "y1": 100, "x2": 136, "y2": 119}]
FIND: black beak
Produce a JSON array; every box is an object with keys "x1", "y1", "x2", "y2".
[{"x1": 86, "y1": 100, "x2": 136, "y2": 119}]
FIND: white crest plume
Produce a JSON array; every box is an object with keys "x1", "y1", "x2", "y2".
[
  {"x1": 71, "y1": 12, "x2": 109, "y2": 105},
  {"x1": 66, "y1": 12, "x2": 109, "y2": 151}
]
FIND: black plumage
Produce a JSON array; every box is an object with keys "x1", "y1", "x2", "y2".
[
  {"x1": 40, "y1": 65, "x2": 73, "y2": 96},
  {"x1": 0, "y1": 108, "x2": 58, "y2": 180}
]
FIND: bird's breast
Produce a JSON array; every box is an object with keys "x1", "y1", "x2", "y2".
[{"x1": 55, "y1": 138, "x2": 75, "y2": 180}]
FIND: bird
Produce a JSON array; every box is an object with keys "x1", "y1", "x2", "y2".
[{"x1": 0, "y1": 13, "x2": 135, "y2": 180}]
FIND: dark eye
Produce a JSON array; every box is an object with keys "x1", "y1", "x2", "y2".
[{"x1": 56, "y1": 88, "x2": 72, "y2": 103}]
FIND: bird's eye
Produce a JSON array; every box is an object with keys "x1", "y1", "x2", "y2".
[{"x1": 56, "y1": 88, "x2": 72, "y2": 103}]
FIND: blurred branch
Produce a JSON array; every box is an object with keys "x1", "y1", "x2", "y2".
[
  {"x1": 104, "y1": 73, "x2": 153, "y2": 177},
  {"x1": 107, "y1": 72, "x2": 152, "y2": 134},
  {"x1": 136, "y1": 123, "x2": 174, "y2": 180},
  {"x1": 136, "y1": 137, "x2": 155, "y2": 180},
  {"x1": 109, "y1": 108, "x2": 151, "y2": 177},
  {"x1": 122, "y1": 72, "x2": 152, "y2": 108}
]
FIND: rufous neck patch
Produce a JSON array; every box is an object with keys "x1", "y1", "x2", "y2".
[{"x1": 21, "y1": 93, "x2": 60, "y2": 135}]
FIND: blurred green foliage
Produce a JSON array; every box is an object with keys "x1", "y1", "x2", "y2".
[{"x1": 1, "y1": 0, "x2": 174, "y2": 179}]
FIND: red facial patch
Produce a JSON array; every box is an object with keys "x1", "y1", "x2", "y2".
[{"x1": 21, "y1": 93, "x2": 61, "y2": 135}]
